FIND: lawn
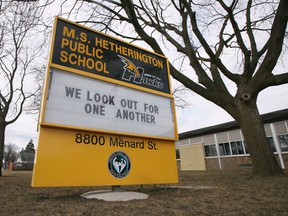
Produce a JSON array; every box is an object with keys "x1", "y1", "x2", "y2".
[{"x1": 0, "y1": 169, "x2": 287, "y2": 215}]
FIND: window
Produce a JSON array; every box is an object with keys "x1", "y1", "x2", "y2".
[
  {"x1": 242, "y1": 138, "x2": 277, "y2": 154},
  {"x1": 278, "y1": 134, "x2": 288, "y2": 152},
  {"x1": 231, "y1": 141, "x2": 245, "y2": 155},
  {"x1": 204, "y1": 144, "x2": 217, "y2": 157},
  {"x1": 267, "y1": 137, "x2": 276, "y2": 152},
  {"x1": 237, "y1": 141, "x2": 245, "y2": 154},
  {"x1": 243, "y1": 140, "x2": 249, "y2": 154},
  {"x1": 175, "y1": 149, "x2": 180, "y2": 159},
  {"x1": 219, "y1": 142, "x2": 231, "y2": 156}
]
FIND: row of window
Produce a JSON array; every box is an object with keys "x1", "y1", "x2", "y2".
[
  {"x1": 204, "y1": 134, "x2": 288, "y2": 157},
  {"x1": 267, "y1": 134, "x2": 288, "y2": 152},
  {"x1": 204, "y1": 140, "x2": 247, "y2": 157}
]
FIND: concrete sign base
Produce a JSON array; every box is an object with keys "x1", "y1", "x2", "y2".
[{"x1": 81, "y1": 190, "x2": 149, "y2": 201}]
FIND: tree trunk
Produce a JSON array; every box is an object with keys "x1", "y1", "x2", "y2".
[
  {"x1": 231, "y1": 99, "x2": 284, "y2": 176},
  {"x1": 0, "y1": 125, "x2": 5, "y2": 176}
]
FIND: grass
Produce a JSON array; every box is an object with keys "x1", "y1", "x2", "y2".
[{"x1": 0, "y1": 170, "x2": 287, "y2": 215}]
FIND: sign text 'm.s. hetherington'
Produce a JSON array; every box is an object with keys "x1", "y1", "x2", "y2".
[{"x1": 52, "y1": 19, "x2": 170, "y2": 93}]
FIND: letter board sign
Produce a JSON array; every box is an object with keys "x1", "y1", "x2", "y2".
[
  {"x1": 44, "y1": 68, "x2": 175, "y2": 139},
  {"x1": 32, "y1": 17, "x2": 178, "y2": 187}
]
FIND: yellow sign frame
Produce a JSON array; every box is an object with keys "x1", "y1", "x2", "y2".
[
  {"x1": 32, "y1": 17, "x2": 178, "y2": 187},
  {"x1": 32, "y1": 127, "x2": 178, "y2": 187}
]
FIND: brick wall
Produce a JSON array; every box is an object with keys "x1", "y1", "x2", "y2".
[
  {"x1": 205, "y1": 158, "x2": 220, "y2": 170},
  {"x1": 205, "y1": 156, "x2": 252, "y2": 170},
  {"x1": 205, "y1": 154, "x2": 288, "y2": 171},
  {"x1": 220, "y1": 156, "x2": 252, "y2": 170}
]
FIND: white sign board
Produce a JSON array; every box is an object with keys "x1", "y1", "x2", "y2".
[{"x1": 44, "y1": 68, "x2": 175, "y2": 139}]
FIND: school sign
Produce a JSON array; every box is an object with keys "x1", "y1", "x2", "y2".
[{"x1": 32, "y1": 17, "x2": 178, "y2": 187}]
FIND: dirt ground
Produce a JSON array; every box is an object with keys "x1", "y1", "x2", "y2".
[{"x1": 0, "y1": 169, "x2": 287, "y2": 216}]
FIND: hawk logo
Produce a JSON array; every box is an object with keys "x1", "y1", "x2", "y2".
[
  {"x1": 118, "y1": 55, "x2": 164, "y2": 89},
  {"x1": 118, "y1": 55, "x2": 141, "y2": 78}
]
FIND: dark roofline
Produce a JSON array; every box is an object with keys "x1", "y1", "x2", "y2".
[{"x1": 179, "y1": 108, "x2": 288, "y2": 140}]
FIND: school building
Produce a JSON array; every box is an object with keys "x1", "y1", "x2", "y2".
[{"x1": 176, "y1": 108, "x2": 288, "y2": 171}]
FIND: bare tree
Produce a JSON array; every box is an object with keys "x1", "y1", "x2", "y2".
[
  {"x1": 172, "y1": 85, "x2": 192, "y2": 109},
  {"x1": 3, "y1": 143, "x2": 19, "y2": 170},
  {"x1": 0, "y1": 1, "x2": 49, "y2": 176},
  {"x1": 60, "y1": 0, "x2": 288, "y2": 176},
  {"x1": 26, "y1": 65, "x2": 46, "y2": 114}
]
